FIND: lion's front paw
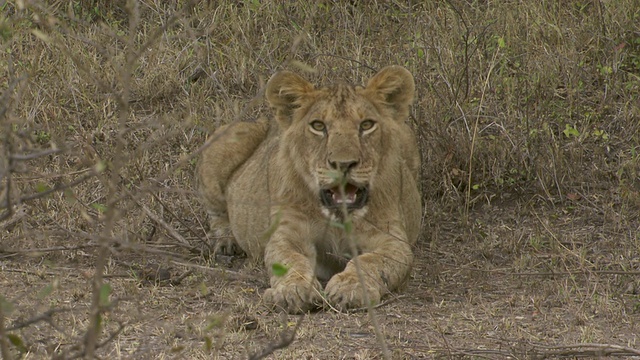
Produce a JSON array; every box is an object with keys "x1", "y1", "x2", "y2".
[
  {"x1": 212, "y1": 228, "x2": 244, "y2": 256},
  {"x1": 325, "y1": 271, "x2": 381, "y2": 310},
  {"x1": 204, "y1": 215, "x2": 245, "y2": 258},
  {"x1": 263, "y1": 276, "x2": 322, "y2": 314}
]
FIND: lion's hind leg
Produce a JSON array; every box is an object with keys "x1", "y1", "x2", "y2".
[{"x1": 197, "y1": 119, "x2": 269, "y2": 257}]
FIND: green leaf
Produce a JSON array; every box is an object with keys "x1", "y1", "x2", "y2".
[
  {"x1": 34, "y1": 182, "x2": 49, "y2": 193},
  {"x1": 63, "y1": 188, "x2": 76, "y2": 202},
  {"x1": 94, "y1": 160, "x2": 107, "y2": 173},
  {"x1": 327, "y1": 170, "x2": 343, "y2": 182},
  {"x1": 271, "y1": 263, "x2": 289, "y2": 277},
  {"x1": 593, "y1": 129, "x2": 609, "y2": 140},
  {"x1": 204, "y1": 315, "x2": 224, "y2": 331},
  {"x1": 199, "y1": 281, "x2": 209, "y2": 296},
  {"x1": 343, "y1": 219, "x2": 353, "y2": 234},
  {"x1": 99, "y1": 283, "x2": 112, "y2": 307},
  {"x1": 330, "y1": 220, "x2": 353, "y2": 233},
  {"x1": 37, "y1": 282, "x2": 55, "y2": 299},
  {"x1": 171, "y1": 345, "x2": 185, "y2": 353},
  {"x1": 329, "y1": 221, "x2": 345, "y2": 230},
  {"x1": 0, "y1": 295, "x2": 13, "y2": 314},
  {"x1": 8, "y1": 334, "x2": 27, "y2": 353},
  {"x1": 563, "y1": 124, "x2": 580, "y2": 138},
  {"x1": 95, "y1": 313, "x2": 103, "y2": 331},
  {"x1": 91, "y1": 203, "x2": 107, "y2": 213},
  {"x1": 0, "y1": 20, "x2": 12, "y2": 42},
  {"x1": 203, "y1": 336, "x2": 213, "y2": 351}
]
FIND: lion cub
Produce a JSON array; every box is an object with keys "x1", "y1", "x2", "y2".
[{"x1": 197, "y1": 66, "x2": 422, "y2": 313}]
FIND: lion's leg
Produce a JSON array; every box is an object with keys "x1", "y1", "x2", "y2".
[
  {"x1": 262, "y1": 211, "x2": 323, "y2": 313},
  {"x1": 324, "y1": 231, "x2": 413, "y2": 310},
  {"x1": 197, "y1": 119, "x2": 269, "y2": 256},
  {"x1": 205, "y1": 212, "x2": 241, "y2": 256}
]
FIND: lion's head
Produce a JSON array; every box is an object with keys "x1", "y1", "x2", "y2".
[{"x1": 265, "y1": 66, "x2": 415, "y2": 218}]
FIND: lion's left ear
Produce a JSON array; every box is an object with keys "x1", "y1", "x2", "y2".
[{"x1": 364, "y1": 66, "x2": 415, "y2": 120}]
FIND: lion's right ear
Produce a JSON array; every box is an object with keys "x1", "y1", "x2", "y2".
[{"x1": 265, "y1": 71, "x2": 315, "y2": 128}]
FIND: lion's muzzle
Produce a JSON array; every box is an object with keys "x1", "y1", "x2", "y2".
[{"x1": 319, "y1": 182, "x2": 369, "y2": 212}]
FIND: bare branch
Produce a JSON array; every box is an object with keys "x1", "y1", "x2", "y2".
[
  {"x1": 9, "y1": 148, "x2": 63, "y2": 161},
  {"x1": 248, "y1": 315, "x2": 304, "y2": 360}
]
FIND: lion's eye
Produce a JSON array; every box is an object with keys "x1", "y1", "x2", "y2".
[
  {"x1": 310, "y1": 120, "x2": 326, "y2": 133},
  {"x1": 360, "y1": 119, "x2": 376, "y2": 132}
]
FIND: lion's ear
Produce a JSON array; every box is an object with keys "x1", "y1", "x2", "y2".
[
  {"x1": 265, "y1": 71, "x2": 315, "y2": 128},
  {"x1": 365, "y1": 66, "x2": 415, "y2": 119}
]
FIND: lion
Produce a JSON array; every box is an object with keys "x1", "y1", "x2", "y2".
[{"x1": 197, "y1": 66, "x2": 422, "y2": 313}]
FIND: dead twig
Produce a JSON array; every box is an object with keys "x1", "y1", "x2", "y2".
[
  {"x1": 248, "y1": 315, "x2": 304, "y2": 360},
  {"x1": 0, "y1": 295, "x2": 10, "y2": 360},
  {"x1": 148, "y1": 191, "x2": 208, "y2": 248},
  {"x1": 442, "y1": 263, "x2": 640, "y2": 276},
  {"x1": 345, "y1": 295, "x2": 407, "y2": 314},
  {"x1": 0, "y1": 268, "x2": 59, "y2": 277},
  {"x1": 9, "y1": 147, "x2": 63, "y2": 161},
  {"x1": 19, "y1": 169, "x2": 98, "y2": 202},
  {"x1": 510, "y1": 270, "x2": 640, "y2": 276},
  {"x1": 136, "y1": 197, "x2": 191, "y2": 247},
  {"x1": 535, "y1": 342, "x2": 640, "y2": 357},
  {"x1": 0, "y1": 244, "x2": 98, "y2": 254},
  {"x1": 423, "y1": 341, "x2": 640, "y2": 359},
  {"x1": 169, "y1": 260, "x2": 258, "y2": 281},
  {"x1": 65, "y1": 322, "x2": 126, "y2": 360},
  {"x1": 6, "y1": 307, "x2": 73, "y2": 331},
  {"x1": 0, "y1": 204, "x2": 27, "y2": 230}
]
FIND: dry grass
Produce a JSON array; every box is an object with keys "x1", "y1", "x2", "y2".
[{"x1": 1, "y1": 0, "x2": 639, "y2": 359}]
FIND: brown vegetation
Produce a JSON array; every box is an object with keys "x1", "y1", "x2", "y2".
[{"x1": 1, "y1": 0, "x2": 638, "y2": 358}]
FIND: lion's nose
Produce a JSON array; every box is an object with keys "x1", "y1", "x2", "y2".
[{"x1": 328, "y1": 159, "x2": 359, "y2": 173}]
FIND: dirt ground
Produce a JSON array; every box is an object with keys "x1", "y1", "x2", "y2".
[
  {"x1": 3, "y1": 194, "x2": 639, "y2": 359},
  {"x1": 1, "y1": 1, "x2": 639, "y2": 359}
]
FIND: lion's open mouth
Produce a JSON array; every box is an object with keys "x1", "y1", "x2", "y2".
[{"x1": 319, "y1": 182, "x2": 369, "y2": 211}]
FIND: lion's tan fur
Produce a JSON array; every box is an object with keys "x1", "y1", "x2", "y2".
[{"x1": 197, "y1": 66, "x2": 422, "y2": 313}]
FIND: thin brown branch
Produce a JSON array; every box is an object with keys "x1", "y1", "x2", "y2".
[
  {"x1": 345, "y1": 295, "x2": 407, "y2": 314},
  {"x1": 0, "y1": 244, "x2": 98, "y2": 254},
  {"x1": 539, "y1": 342, "x2": 640, "y2": 356},
  {"x1": 128, "y1": 0, "x2": 199, "y2": 67},
  {"x1": 19, "y1": 169, "x2": 97, "y2": 202},
  {"x1": 66, "y1": 322, "x2": 126, "y2": 360},
  {"x1": 9, "y1": 148, "x2": 63, "y2": 161},
  {"x1": 0, "y1": 296, "x2": 11, "y2": 360},
  {"x1": 135, "y1": 196, "x2": 191, "y2": 246},
  {"x1": 417, "y1": 341, "x2": 640, "y2": 359},
  {"x1": 0, "y1": 204, "x2": 26, "y2": 230},
  {"x1": 442, "y1": 263, "x2": 640, "y2": 276},
  {"x1": 510, "y1": 270, "x2": 640, "y2": 276},
  {"x1": 248, "y1": 315, "x2": 304, "y2": 360},
  {"x1": 0, "y1": 268, "x2": 58, "y2": 277},
  {"x1": 6, "y1": 307, "x2": 73, "y2": 331},
  {"x1": 169, "y1": 260, "x2": 259, "y2": 282},
  {"x1": 149, "y1": 191, "x2": 207, "y2": 246}
]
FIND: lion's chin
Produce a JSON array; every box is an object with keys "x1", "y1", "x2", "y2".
[{"x1": 319, "y1": 182, "x2": 369, "y2": 212}]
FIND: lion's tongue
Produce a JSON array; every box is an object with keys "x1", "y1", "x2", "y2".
[{"x1": 332, "y1": 184, "x2": 358, "y2": 205}]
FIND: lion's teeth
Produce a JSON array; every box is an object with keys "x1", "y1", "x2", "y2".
[{"x1": 332, "y1": 192, "x2": 357, "y2": 204}]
